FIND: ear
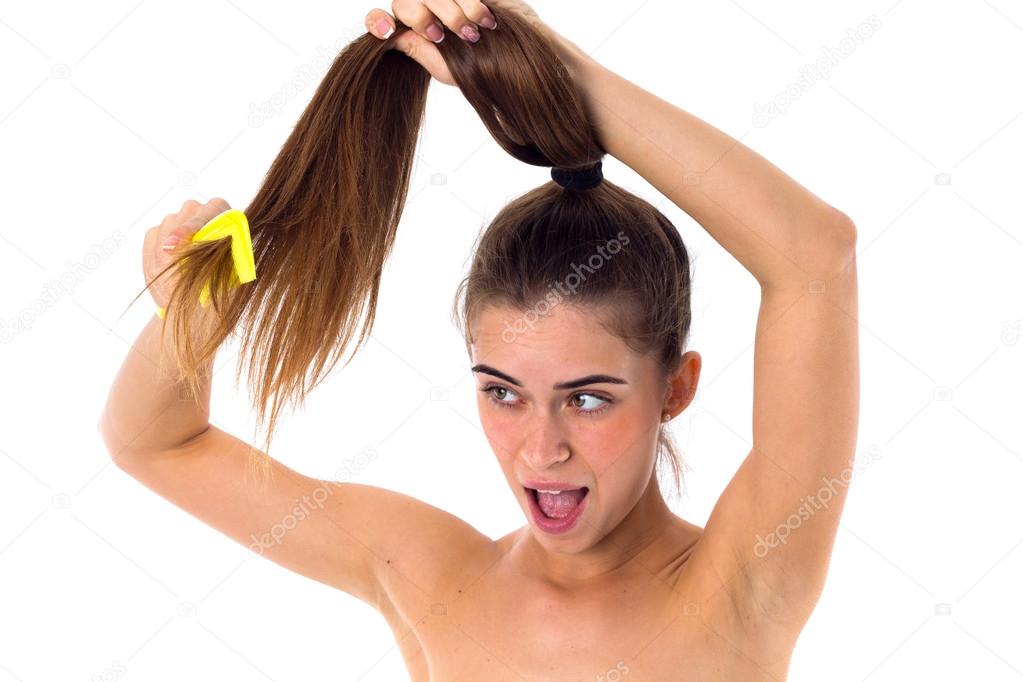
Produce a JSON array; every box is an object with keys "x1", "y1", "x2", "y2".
[{"x1": 663, "y1": 350, "x2": 701, "y2": 417}]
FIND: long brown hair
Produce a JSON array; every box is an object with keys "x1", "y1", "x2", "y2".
[{"x1": 139, "y1": 8, "x2": 693, "y2": 494}]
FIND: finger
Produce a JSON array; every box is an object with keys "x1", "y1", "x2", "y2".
[
  {"x1": 424, "y1": 0, "x2": 480, "y2": 42},
  {"x1": 391, "y1": 30, "x2": 453, "y2": 84},
  {"x1": 456, "y1": 0, "x2": 497, "y2": 30},
  {"x1": 181, "y1": 197, "x2": 231, "y2": 232},
  {"x1": 166, "y1": 197, "x2": 230, "y2": 249},
  {"x1": 159, "y1": 198, "x2": 201, "y2": 229},
  {"x1": 155, "y1": 214, "x2": 183, "y2": 253},
  {"x1": 144, "y1": 225, "x2": 175, "y2": 304},
  {"x1": 392, "y1": 0, "x2": 445, "y2": 43},
  {"x1": 364, "y1": 8, "x2": 395, "y2": 39},
  {"x1": 178, "y1": 198, "x2": 202, "y2": 221}
]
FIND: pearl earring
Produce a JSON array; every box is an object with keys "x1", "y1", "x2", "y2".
[{"x1": 661, "y1": 412, "x2": 670, "y2": 422}]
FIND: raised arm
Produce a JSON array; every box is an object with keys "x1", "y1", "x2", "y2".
[
  {"x1": 554, "y1": 35, "x2": 853, "y2": 286},
  {"x1": 552, "y1": 34, "x2": 859, "y2": 637},
  {"x1": 99, "y1": 199, "x2": 490, "y2": 614}
]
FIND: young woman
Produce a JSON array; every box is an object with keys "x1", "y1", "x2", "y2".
[{"x1": 102, "y1": 1, "x2": 859, "y2": 678}]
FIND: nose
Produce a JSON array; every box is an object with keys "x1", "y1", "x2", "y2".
[{"x1": 521, "y1": 411, "x2": 570, "y2": 470}]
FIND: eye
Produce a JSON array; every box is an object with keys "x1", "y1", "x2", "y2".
[
  {"x1": 479, "y1": 384, "x2": 520, "y2": 408},
  {"x1": 570, "y1": 392, "x2": 611, "y2": 416},
  {"x1": 478, "y1": 385, "x2": 613, "y2": 416}
]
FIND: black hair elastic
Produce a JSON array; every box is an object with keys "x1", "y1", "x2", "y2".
[{"x1": 551, "y1": 160, "x2": 603, "y2": 191}]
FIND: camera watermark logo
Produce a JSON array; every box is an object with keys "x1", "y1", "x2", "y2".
[{"x1": 595, "y1": 661, "x2": 630, "y2": 682}]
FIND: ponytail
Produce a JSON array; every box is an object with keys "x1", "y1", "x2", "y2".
[{"x1": 140, "y1": 9, "x2": 607, "y2": 463}]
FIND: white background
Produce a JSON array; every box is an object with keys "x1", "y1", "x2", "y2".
[{"x1": 1, "y1": 0, "x2": 1021, "y2": 680}]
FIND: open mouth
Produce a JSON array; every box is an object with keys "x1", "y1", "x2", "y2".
[{"x1": 526, "y1": 486, "x2": 589, "y2": 518}]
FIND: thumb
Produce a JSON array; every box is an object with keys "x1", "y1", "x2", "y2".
[{"x1": 392, "y1": 31, "x2": 454, "y2": 86}]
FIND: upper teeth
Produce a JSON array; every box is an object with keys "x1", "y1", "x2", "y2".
[{"x1": 537, "y1": 489, "x2": 563, "y2": 494}]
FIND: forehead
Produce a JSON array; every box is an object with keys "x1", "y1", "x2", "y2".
[{"x1": 469, "y1": 303, "x2": 640, "y2": 373}]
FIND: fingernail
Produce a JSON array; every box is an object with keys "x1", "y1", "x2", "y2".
[
  {"x1": 375, "y1": 19, "x2": 394, "y2": 39},
  {"x1": 426, "y1": 23, "x2": 444, "y2": 42},
  {"x1": 480, "y1": 16, "x2": 496, "y2": 30},
  {"x1": 461, "y1": 24, "x2": 480, "y2": 42},
  {"x1": 162, "y1": 236, "x2": 181, "y2": 251}
]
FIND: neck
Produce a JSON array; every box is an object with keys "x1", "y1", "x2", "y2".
[{"x1": 514, "y1": 470, "x2": 677, "y2": 587}]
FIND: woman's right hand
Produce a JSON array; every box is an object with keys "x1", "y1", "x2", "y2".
[
  {"x1": 143, "y1": 197, "x2": 230, "y2": 313},
  {"x1": 364, "y1": 0, "x2": 554, "y2": 86}
]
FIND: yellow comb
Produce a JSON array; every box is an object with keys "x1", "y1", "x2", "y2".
[{"x1": 156, "y1": 208, "x2": 256, "y2": 318}]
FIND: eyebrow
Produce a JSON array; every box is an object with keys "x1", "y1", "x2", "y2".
[{"x1": 471, "y1": 364, "x2": 628, "y2": 390}]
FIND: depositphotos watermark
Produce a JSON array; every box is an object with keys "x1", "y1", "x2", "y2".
[
  {"x1": 752, "y1": 15, "x2": 882, "y2": 128},
  {"x1": 248, "y1": 445, "x2": 379, "y2": 557},
  {"x1": 0, "y1": 230, "x2": 128, "y2": 344},
  {"x1": 501, "y1": 231, "x2": 631, "y2": 343},
  {"x1": 89, "y1": 659, "x2": 127, "y2": 682},
  {"x1": 247, "y1": 22, "x2": 368, "y2": 128},
  {"x1": 752, "y1": 444, "x2": 882, "y2": 558},
  {"x1": 1001, "y1": 318, "x2": 1023, "y2": 345}
]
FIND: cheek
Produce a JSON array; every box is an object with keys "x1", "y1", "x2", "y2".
[
  {"x1": 580, "y1": 410, "x2": 652, "y2": 473},
  {"x1": 585, "y1": 436, "x2": 658, "y2": 526},
  {"x1": 477, "y1": 402, "x2": 517, "y2": 464},
  {"x1": 585, "y1": 413, "x2": 658, "y2": 519}
]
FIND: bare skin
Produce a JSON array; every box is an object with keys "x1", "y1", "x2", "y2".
[{"x1": 101, "y1": 1, "x2": 859, "y2": 679}]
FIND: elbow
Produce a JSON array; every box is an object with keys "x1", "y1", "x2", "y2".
[
  {"x1": 825, "y1": 209, "x2": 857, "y2": 278},
  {"x1": 826, "y1": 208, "x2": 858, "y2": 254},
  {"x1": 98, "y1": 407, "x2": 147, "y2": 471},
  {"x1": 99, "y1": 415, "x2": 133, "y2": 471},
  {"x1": 98, "y1": 408, "x2": 118, "y2": 462},
  {"x1": 795, "y1": 208, "x2": 857, "y2": 282},
  {"x1": 764, "y1": 208, "x2": 857, "y2": 290}
]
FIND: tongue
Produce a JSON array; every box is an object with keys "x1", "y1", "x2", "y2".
[{"x1": 537, "y1": 489, "x2": 586, "y2": 519}]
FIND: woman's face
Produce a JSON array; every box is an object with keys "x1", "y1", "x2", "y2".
[{"x1": 469, "y1": 303, "x2": 672, "y2": 553}]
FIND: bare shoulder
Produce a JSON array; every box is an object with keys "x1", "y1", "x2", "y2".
[{"x1": 371, "y1": 488, "x2": 501, "y2": 617}]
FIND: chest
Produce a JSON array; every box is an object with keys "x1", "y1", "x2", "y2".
[{"x1": 382, "y1": 566, "x2": 792, "y2": 681}]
